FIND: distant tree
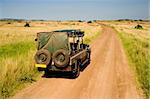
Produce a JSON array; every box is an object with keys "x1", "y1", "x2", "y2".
[
  {"x1": 87, "y1": 21, "x2": 92, "y2": 23},
  {"x1": 135, "y1": 24, "x2": 143, "y2": 29},
  {"x1": 78, "y1": 20, "x2": 83, "y2": 22},
  {"x1": 117, "y1": 19, "x2": 122, "y2": 22},
  {"x1": 93, "y1": 20, "x2": 97, "y2": 22},
  {"x1": 139, "y1": 19, "x2": 143, "y2": 21},
  {"x1": 7, "y1": 22, "x2": 11, "y2": 24},
  {"x1": 24, "y1": 22, "x2": 30, "y2": 27}
]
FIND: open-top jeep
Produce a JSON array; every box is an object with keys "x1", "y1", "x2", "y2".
[{"x1": 34, "y1": 29, "x2": 91, "y2": 78}]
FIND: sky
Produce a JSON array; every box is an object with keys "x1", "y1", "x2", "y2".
[{"x1": 0, "y1": 0, "x2": 149, "y2": 20}]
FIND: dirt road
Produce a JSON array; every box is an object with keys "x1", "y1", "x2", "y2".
[{"x1": 13, "y1": 26, "x2": 140, "y2": 99}]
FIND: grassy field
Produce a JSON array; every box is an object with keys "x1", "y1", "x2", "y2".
[
  {"x1": 0, "y1": 20, "x2": 149, "y2": 98},
  {"x1": 0, "y1": 20, "x2": 101, "y2": 99},
  {"x1": 107, "y1": 21, "x2": 150, "y2": 98}
]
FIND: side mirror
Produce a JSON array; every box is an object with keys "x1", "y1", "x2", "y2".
[{"x1": 35, "y1": 38, "x2": 37, "y2": 41}]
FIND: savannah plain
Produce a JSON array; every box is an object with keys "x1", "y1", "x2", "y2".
[{"x1": 0, "y1": 20, "x2": 149, "y2": 99}]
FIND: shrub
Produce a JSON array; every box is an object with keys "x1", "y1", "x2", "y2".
[
  {"x1": 24, "y1": 22, "x2": 30, "y2": 27},
  {"x1": 7, "y1": 22, "x2": 11, "y2": 24},
  {"x1": 139, "y1": 19, "x2": 143, "y2": 21},
  {"x1": 78, "y1": 20, "x2": 83, "y2": 22},
  {"x1": 87, "y1": 21, "x2": 92, "y2": 23},
  {"x1": 135, "y1": 24, "x2": 143, "y2": 29}
]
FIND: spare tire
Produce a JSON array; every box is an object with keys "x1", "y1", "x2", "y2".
[
  {"x1": 35, "y1": 49, "x2": 52, "y2": 66},
  {"x1": 53, "y1": 49, "x2": 69, "y2": 68}
]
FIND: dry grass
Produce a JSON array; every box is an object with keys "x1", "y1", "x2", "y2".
[{"x1": 101, "y1": 20, "x2": 150, "y2": 40}]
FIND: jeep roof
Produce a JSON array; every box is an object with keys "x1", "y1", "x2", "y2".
[{"x1": 53, "y1": 29, "x2": 84, "y2": 37}]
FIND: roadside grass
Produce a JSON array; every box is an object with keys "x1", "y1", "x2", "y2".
[
  {"x1": 117, "y1": 31, "x2": 150, "y2": 98},
  {"x1": 0, "y1": 21, "x2": 101, "y2": 99},
  {"x1": 84, "y1": 31, "x2": 100, "y2": 44},
  {"x1": 83, "y1": 26, "x2": 101, "y2": 44},
  {"x1": 0, "y1": 41, "x2": 34, "y2": 58},
  {"x1": 0, "y1": 41, "x2": 42, "y2": 99}
]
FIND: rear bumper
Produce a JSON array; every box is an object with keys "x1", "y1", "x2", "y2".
[
  {"x1": 35, "y1": 64, "x2": 72, "y2": 72},
  {"x1": 35, "y1": 64, "x2": 47, "y2": 68}
]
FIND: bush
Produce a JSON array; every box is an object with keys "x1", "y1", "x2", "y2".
[
  {"x1": 93, "y1": 20, "x2": 97, "y2": 22},
  {"x1": 78, "y1": 20, "x2": 83, "y2": 22},
  {"x1": 7, "y1": 22, "x2": 11, "y2": 24},
  {"x1": 24, "y1": 22, "x2": 30, "y2": 27},
  {"x1": 135, "y1": 24, "x2": 143, "y2": 29},
  {"x1": 87, "y1": 21, "x2": 92, "y2": 23},
  {"x1": 139, "y1": 19, "x2": 143, "y2": 21}
]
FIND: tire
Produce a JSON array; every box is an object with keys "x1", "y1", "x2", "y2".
[
  {"x1": 53, "y1": 49, "x2": 69, "y2": 68},
  {"x1": 72, "y1": 61, "x2": 80, "y2": 78},
  {"x1": 35, "y1": 49, "x2": 52, "y2": 66},
  {"x1": 87, "y1": 51, "x2": 91, "y2": 60}
]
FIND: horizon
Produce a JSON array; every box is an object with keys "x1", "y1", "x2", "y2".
[
  {"x1": 0, "y1": 0, "x2": 149, "y2": 20},
  {"x1": 0, "y1": 18, "x2": 149, "y2": 21}
]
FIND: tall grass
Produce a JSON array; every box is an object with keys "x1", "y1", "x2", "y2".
[
  {"x1": 83, "y1": 26, "x2": 101, "y2": 44},
  {"x1": 117, "y1": 31, "x2": 150, "y2": 98},
  {"x1": 84, "y1": 31, "x2": 100, "y2": 44},
  {"x1": 0, "y1": 41, "x2": 34, "y2": 58},
  {"x1": 0, "y1": 41, "x2": 42, "y2": 99},
  {"x1": 83, "y1": 31, "x2": 101, "y2": 44}
]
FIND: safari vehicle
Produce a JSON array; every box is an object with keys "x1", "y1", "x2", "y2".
[{"x1": 34, "y1": 29, "x2": 91, "y2": 78}]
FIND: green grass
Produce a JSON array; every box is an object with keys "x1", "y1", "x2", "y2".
[
  {"x1": 0, "y1": 41, "x2": 42, "y2": 99},
  {"x1": 117, "y1": 31, "x2": 150, "y2": 98},
  {"x1": 0, "y1": 41, "x2": 35, "y2": 58}
]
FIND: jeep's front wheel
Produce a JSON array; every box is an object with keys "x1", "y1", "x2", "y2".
[{"x1": 72, "y1": 61, "x2": 80, "y2": 78}]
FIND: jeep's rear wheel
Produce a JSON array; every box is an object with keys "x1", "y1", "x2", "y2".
[
  {"x1": 35, "y1": 49, "x2": 52, "y2": 66},
  {"x1": 53, "y1": 49, "x2": 69, "y2": 68}
]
